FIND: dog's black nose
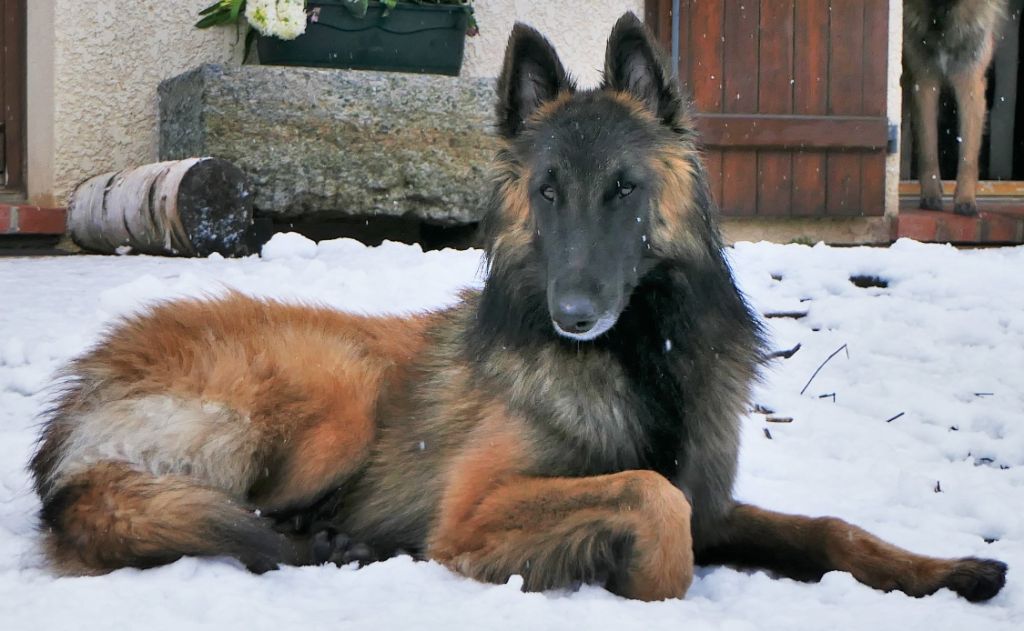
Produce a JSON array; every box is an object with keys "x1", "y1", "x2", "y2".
[{"x1": 553, "y1": 295, "x2": 599, "y2": 334}]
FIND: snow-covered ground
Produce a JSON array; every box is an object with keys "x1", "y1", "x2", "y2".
[{"x1": 1, "y1": 235, "x2": 1021, "y2": 630}]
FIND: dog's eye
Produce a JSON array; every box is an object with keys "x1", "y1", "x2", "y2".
[
  {"x1": 540, "y1": 185, "x2": 556, "y2": 202},
  {"x1": 618, "y1": 182, "x2": 636, "y2": 198}
]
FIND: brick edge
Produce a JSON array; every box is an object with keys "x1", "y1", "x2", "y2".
[{"x1": 0, "y1": 204, "x2": 68, "y2": 235}]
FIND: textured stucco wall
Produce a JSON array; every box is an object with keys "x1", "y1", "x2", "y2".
[
  {"x1": 462, "y1": 0, "x2": 645, "y2": 86},
  {"x1": 28, "y1": 0, "x2": 242, "y2": 205},
  {"x1": 30, "y1": 1, "x2": 899, "y2": 220},
  {"x1": 29, "y1": 1, "x2": 640, "y2": 205}
]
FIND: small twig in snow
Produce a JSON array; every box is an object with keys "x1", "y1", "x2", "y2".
[
  {"x1": 752, "y1": 403, "x2": 775, "y2": 415},
  {"x1": 766, "y1": 416, "x2": 793, "y2": 423},
  {"x1": 934, "y1": 480, "x2": 943, "y2": 493},
  {"x1": 884, "y1": 412, "x2": 905, "y2": 423},
  {"x1": 767, "y1": 343, "x2": 802, "y2": 360},
  {"x1": 764, "y1": 311, "x2": 809, "y2": 320},
  {"x1": 974, "y1": 392, "x2": 995, "y2": 397},
  {"x1": 799, "y1": 343, "x2": 849, "y2": 395},
  {"x1": 818, "y1": 392, "x2": 836, "y2": 403},
  {"x1": 763, "y1": 428, "x2": 773, "y2": 439}
]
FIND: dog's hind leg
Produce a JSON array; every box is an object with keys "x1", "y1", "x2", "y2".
[
  {"x1": 900, "y1": 73, "x2": 915, "y2": 180},
  {"x1": 696, "y1": 503, "x2": 1007, "y2": 602},
  {"x1": 428, "y1": 470, "x2": 694, "y2": 601},
  {"x1": 909, "y1": 73, "x2": 945, "y2": 211},
  {"x1": 950, "y1": 42, "x2": 995, "y2": 217}
]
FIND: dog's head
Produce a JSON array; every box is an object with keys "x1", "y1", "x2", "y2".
[{"x1": 484, "y1": 12, "x2": 709, "y2": 342}]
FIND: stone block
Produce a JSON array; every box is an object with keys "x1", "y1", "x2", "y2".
[{"x1": 159, "y1": 64, "x2": 499, "y2": 225}]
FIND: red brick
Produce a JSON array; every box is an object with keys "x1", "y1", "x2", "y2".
[
  {"x1": 932, "y1": 215, "x2": 979, "y2": 243},
  {"x1": 895, "y1": 212, "x2": 936, "y2": 242},
  {"x1": 984, "y1": 205, "x2": 1024, "y2": 220},
  {"x1": 896, "y1": 211, "x2": 974, "y2": 242},
  {"x1": 0, "y1": 205, "x2": 10, "y2": 234},
  {"x1": 977, "y1": 211, "x2": 1024, "y2": 243},
  {"x1": 15, "y1": 206, "x2": 67, "y2": 234}
]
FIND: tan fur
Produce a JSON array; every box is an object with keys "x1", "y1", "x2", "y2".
[
  {"x1": 903, "y1": 0, "x2": 1005, "y2": 214},
  {"x1": 700, "y1": 503, "x2": 999, "y2": 598},
  {"x1": 490, "y1": 161, "x2": 534, "y2": 268},
  {"x1": 49, "y1": 293, "x2": 431, "y2": 512},
  {"x1": 948, "y1": 66, "x2": 990, "y2": 209},
  {"x1": 528, "y1": 89, "x2": 575, "y2": 124},
  {"x1": 33, "y1": 289, "x2": 1004, "y2": 599},
  {"x1": 595, "y1": 91, "x2": 705, "y2": 260},
  {"x1": 31, "y1": 14, "x2": 1006, "y2": 602},
  {"x1": 649, "y1": 145, "x2": 702, "y2": 257},
  {"x1": 35, "y1": 292, "x2": 694, "y2": 598},
  {"x1": 908, "y1": 74, "x2": 945, "y2": 206},
  {"x1": 607, "y1": 90, "x2": 660, "y2": 122},
  {"x1": 52, "y1": 394, "x2": 259, "y2": 496},
  {"x1": 429, "y1": 415, "x2": 694, "y2": 601},
  {"x1": 44, "y1": 462, "x2": 271, "y2": 574},
  {"x1": 515, "y1": 88, "x2": 706, "y2": 261}
]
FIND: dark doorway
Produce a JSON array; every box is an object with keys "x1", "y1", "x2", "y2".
[
  {"x1": 902, "y1": 0, "x2": 1024, "y2": 187},
  {"x1": 0, "y1": 0, "x2": 25, "y2": 194}
]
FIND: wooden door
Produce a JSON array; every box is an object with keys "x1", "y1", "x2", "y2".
[
  {"x1": 0, "y1": 0, "x2": 25, "y2": 193},
  {"x1": 646, "y1": 0, "x2": 890, "y2": 217}
]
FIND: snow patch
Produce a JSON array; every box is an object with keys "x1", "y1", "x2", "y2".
[
  {"x1": 260, "y1": 232, "x2": 318, "y2": 260},
  {"x1": 0, "y1": 237, "x2": 1021, "y2": 630}
]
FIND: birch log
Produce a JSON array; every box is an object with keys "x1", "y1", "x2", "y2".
[{"x1": 68, "y1": 158, "x2": 253, "y2": 257}]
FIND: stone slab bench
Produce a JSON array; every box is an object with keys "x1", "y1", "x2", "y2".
[{"x1": 159, "y1": 64, "x2": 499, "y2": 226}]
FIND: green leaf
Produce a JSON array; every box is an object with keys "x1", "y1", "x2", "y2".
[
  {"x1": 195, "y1": 12, "x2": 230, "y2": 29},
  {"x1": 229, "y1": 0, "x2": 245, "y2": 21},
  {"x1": 198, "y1": 2, "x2": 223, "y2": 17}
]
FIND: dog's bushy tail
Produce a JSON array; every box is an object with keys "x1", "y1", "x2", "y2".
[{"x1": 37, "y1": 462, "x2": 294, "y2": 574}]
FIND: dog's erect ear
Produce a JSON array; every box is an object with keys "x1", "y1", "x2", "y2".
[
  {"x1": 603, "y1": 12, "x2": 681, "y2": 125},
  {"x1": 496, "y1": 23, "x2": 574, "y2": 138}
]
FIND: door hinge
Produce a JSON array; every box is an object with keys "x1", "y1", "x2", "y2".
[{"x1": 887, "y1": 123, "x2": 899, "y2": 155}]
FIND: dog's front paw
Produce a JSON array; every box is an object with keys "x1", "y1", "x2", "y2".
[
  {"x1": 919, "y1": 196, "x2": 945, "y2": 211},
  {"x1": 943, "y1": 557, "x2": 1007, "y2": 602},
  {"x1": 310, "y1": 530, "x2": 380, "y2": 567}
]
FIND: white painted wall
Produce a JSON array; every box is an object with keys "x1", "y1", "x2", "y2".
[
  {"x1": 463, "y1": 0, "x2": 645, "y2": 86},
  {"x1": 26, "y1": 0, "x2": 242, "y2": 206},
  {"x1": 25, "y1": 1, "x2": 905, "y2": 223},
  {"x1": 24, "y1": 0, "x2": 643, "y2": 207}
]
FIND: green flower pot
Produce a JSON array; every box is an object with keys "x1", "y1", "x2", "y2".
[{"x1": 257, "y1": 1, "x2": 471, "y2": 76}]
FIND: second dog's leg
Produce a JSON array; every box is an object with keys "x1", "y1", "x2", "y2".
[
  {"x1": 696, "y1": 503, "x2": 1007, "y2": 602},
  {"x1": 429, "y1": 470, "x2": 693, "y2": 601},
  {"x1": 911, "y1": 74, "x2": 945, "y2": 210},
  {"x1": 900, "y1": 73, "x2": 915, "y2": 179},
  {"x1": 950, "y1": 46, "x2": 994, "y2": 216}
]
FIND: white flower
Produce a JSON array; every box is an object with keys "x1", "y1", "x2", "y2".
[
  {"x1": 273, "y1": 0, "x2": 308, "y2": 40},
  {"x1": 246, "y1": 0, "x2": 307, "y2": 40},
  {"x1": 245, "y1": 0, "x2": 278, "y2": 36}
]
